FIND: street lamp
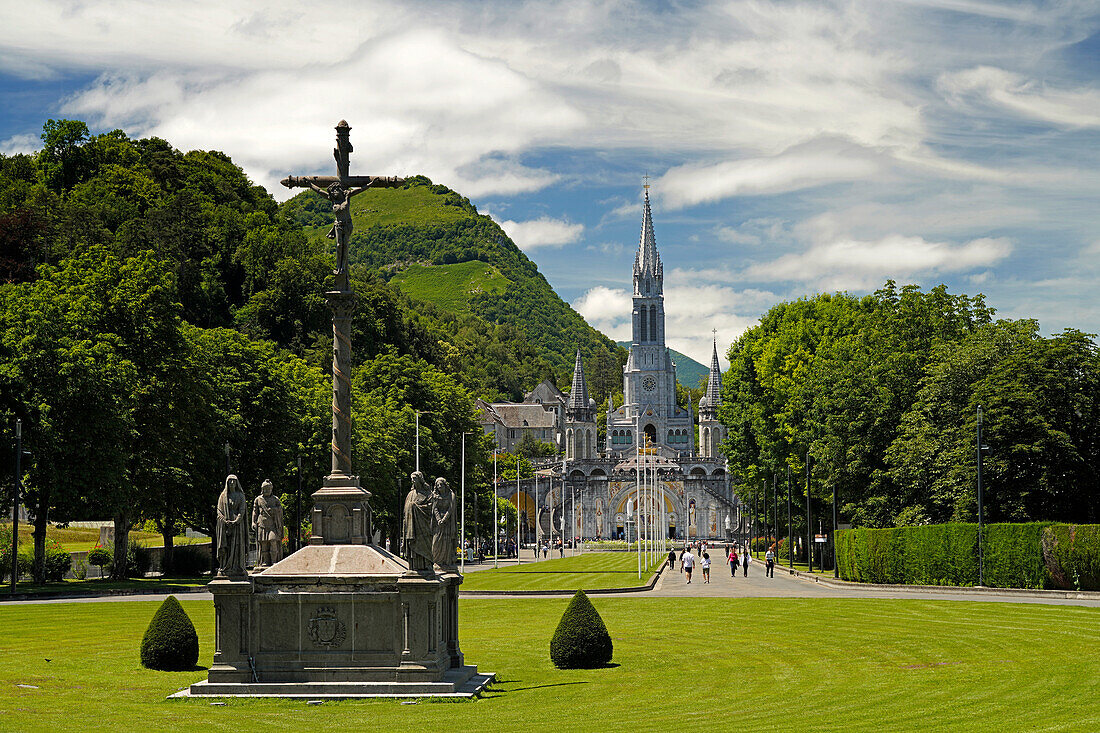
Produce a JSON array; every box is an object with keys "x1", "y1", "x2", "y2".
[
  {"x1": 11, "y1": 419, "x2": 22, "y2": 593},
  {"x1": 295, "y1": 455, "x2": 302, "y2": 553},
  {"x1": 977, "y1": 405, "x2": 986, "y2": 586},
  {"x1": 493, "y1": 450, "x2": 499, "y2": 569},
  {"x1": 805, "y1": 452, "x2": 812, "y2": 573},
  {"x1": 224, "y1": 441, "x2": 231, "y2": 477},
  {"x1": 461, "y1": 432, "x2": 468, "y2": 573}
]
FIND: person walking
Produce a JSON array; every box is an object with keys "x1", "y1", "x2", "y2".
[
  {"x1": 727, "y1": 546, "x2": 738, "y2": 578},
  {"x1": 681, "y1": 547, "x2": 696, "y2": 584},
  {"x1": 667, "y1": 548, "x2": 677, "y2": 570},
  {"x1": 742, "y1": 547, "x2": 750, "y2": 577},
  {"x1": 765, "y1": 547, "x2": 775, "y2": 578},
  {"x1": 701, "y1": 552, "x2": 711, "y2": 583}
]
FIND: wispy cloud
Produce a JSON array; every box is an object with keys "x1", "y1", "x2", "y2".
[{"x1": 498, "y1": 215, "x2": 584, "y2": 251}]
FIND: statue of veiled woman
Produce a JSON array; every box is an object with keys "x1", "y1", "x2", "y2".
[
  {"x1": 431, "y1": 477, "x2": 457, "y2": 569},
  {"x1": 403, "y1": 471, "x2": 434, "y2": 571},
  {"x1": 216, "y1": 474, "x2": 249, "y2": 577}
]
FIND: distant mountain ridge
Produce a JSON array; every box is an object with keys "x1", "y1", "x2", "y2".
[{"x1": 617, "y1": 341, "x2": 708, "y2": 389}]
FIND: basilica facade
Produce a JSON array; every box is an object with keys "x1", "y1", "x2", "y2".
[{"x1": 497, "y1": 190, "x2": 740, "y2": 542}]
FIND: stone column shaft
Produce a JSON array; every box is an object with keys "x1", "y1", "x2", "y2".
[{"x1": 328, "y1": 290, "x2": 356, "y2": 477}]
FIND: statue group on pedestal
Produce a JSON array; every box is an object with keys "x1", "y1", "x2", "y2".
[
  {"x1": 403, "y1": 470, "x2": 457, "y2": 572},
  {"x1": 216, "y1": 474, "x2": 284, "y2": 577}
]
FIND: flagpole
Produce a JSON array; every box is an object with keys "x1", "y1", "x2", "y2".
[
  {"x1": 516, "y1": 457, "x2": 521, "y2": 566},
  {"x1": 493, "y1": 450, "x2": 499, "y2": 569},
  {"x1": 460, "y1": 432, "x2": 466, "y2": 574}
]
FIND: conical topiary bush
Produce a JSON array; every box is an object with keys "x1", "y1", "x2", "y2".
[
  {"x1": 140, "y1": 595, "x2": 199, "y2": 671},
  {"x1": 550, "y1": 590, "x2": 613, "y2": 669}
]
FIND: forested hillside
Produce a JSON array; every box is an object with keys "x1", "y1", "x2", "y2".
[
  {"x1": 0, "y1": 120, "x2": 510, "y2": 579},
  {"x1": 282, "y1": 177, "x2": 627, "y2": 403},
  {"x1": 720, "y1": 282, "x2": 1100, "y2": 529}
]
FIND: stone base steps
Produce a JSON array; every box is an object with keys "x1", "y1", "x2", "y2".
[{"x1": 173, "y1": 666, "x2": 494, "y2": 699}]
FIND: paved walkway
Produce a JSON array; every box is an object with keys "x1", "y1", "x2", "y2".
[
  {"x1": 645, "y1": 556, "x2": 1100, "y2": 606},
  {"x1": 4, "y1": 552, "x2": 1099, "y2": 607}
]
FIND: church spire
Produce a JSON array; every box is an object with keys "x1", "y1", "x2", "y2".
[
  {"x1": 700, "y1": 337, "x2": 722, "y2": 419},
  {"x1": 567, "y1": 347, "x2": 592, "y2": 419},
  {"x1": 633, "y1": 187, "x2": 663, "y2": 294}
]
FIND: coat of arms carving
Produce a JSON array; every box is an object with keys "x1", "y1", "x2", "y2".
[{"x1": 308, "y1": 606, "x2": 347, "y2": 648}]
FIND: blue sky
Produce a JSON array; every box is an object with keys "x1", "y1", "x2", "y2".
[{"x1": 2, "y1": 1, "x2": 1099, "y2": 367}]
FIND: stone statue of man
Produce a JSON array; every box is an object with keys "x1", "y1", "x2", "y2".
[
  {"x1": 431, "y1": 477, "x2": 457, "y2": 569},
  {"x1": 402, "y1": 471, "x2": 434, "y2": 571},
  {"x1": 252, "y1": 479, "x2": 284, "y2": 568},
  {"x1": 216, "y1": 474, "x2": 249, "y2": 577}
]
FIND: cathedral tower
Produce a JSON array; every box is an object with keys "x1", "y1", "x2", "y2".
[{"x1": 606, "y1": 187, "x2": 693, "y2": 454}]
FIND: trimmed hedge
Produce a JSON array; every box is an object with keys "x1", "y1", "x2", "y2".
[
  {"x1": 1042, "y1": 525, "x2": 1100, "y2": 591},
  {"x1": 837, "y1": 522, "x2": 1068, "y2": 589},
  {"x1": 140, "y1": 595, "x2": 199, "y2": 671},
  {"x1": 550, "y1": 590, "x2": 613, "y2": 669}
]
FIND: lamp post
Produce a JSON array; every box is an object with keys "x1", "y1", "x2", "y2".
[
  {"x1": 224, "y1": 441, "x2": 231, "y2": 477},
  {"x1": 832, "y1": 476, "x2": 839, "y2": 579},
  {"x1": 805, "y1": 452, "x2": 812, "y2": 573},
  {"x1": 977, "y1": 405, "x2": 985, "y2": 587},
  {"x1": 461, "y1": 432, "x2": 468, "y2": 573},
  {"x1": 295, "y1": 455, "x2": 302, "y2": 553},
  {"x1": 515, "y1": 457, "x2": 521, "y2": 566},
  {"x1": 493, "y1": 450, "x2": 499, "y2": 569},
  {"x1": 787, "y1": 464, "x2": 792, "y2": 569},
  {"x1": 11, "y1": 419, "x2": 22, "y2": 593},
  {"x1": 773, "y1": 473, "x2": 778, "y2": 556}
]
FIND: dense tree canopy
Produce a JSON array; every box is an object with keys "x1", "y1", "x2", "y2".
[{"x1": 719, "y1": 282, "x2": 1100, "y2": 530}]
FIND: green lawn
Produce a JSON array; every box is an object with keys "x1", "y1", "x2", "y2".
[
  {"x1": 2, "y1": 577, "x2": 209, "y2": 597},
  {"x1": 458, "y1": 552, "x2": 664, "y2": 592},
  {"x1": 390, "y1": 260, "x2": 510, "y2": 315},
  {"x1": 1, "y1": 597, "x2": 1098, "y2": 730},
  {"x1": 3, "y1": 524, "x2": 207, "y2": 554}
]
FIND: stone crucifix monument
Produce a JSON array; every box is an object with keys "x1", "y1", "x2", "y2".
[{"x1": 185, "y1": 121, "x2": 489, "y2": 699}]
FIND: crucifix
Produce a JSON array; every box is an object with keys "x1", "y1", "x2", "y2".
[{"x1": 281, "y1": 121, "x2": 404, "y2": 480}]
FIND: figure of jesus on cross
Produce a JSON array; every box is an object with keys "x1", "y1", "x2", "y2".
[
  {"x1": 281, "y1": 121, "x2": 403, "y2": 291},
  {"x1": 281, "y1": 121, "x2": 404, "y2": 477}
]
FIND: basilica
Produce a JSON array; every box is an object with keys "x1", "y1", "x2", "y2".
[{"x1": 488, "y1": 190, "x2": 740, "y2": 542}]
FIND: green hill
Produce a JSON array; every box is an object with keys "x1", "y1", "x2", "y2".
[
  {"x1": 283, "y1": 177, "x2": 627, "y2": 400},
  {"x1": 389, "y1": 260, "x2": 510, "y2": 315},
  {"x1": 618, "y1": 341, "x2": 708, "y2": 389}
]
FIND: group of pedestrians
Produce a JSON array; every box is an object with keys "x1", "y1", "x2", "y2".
[{"x1": 671, "y1": 542, "x2": 779, "y2": 584}]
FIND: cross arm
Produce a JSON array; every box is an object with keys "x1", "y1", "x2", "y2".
[{"x1": 280, "y1": 175, "x2": 405, "y2": 190}]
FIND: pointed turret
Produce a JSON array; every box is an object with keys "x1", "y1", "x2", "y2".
[
  {"x1": 567, "y1": 348, "x2": 591, "y2": 415},
  {"x1": 633, "y1": 188, "x2": 663, "y2": 295},
  {"x1": 698, "y1": 338, "x2": 724, "y2": 457},
  {"x1": 565, "y1": 348, "x2": 596, "y2": 460},
  {"x1": 700, "y1": 339, "x2": 722, "y2": 419}
]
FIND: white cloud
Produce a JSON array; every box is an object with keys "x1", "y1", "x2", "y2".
[
  {"x1": 0, "y1": 133, "x2": 39, "y2": 156},
  {"x1": 658, "y1": 143, "x2": 881, "y2": 210},
  {"x1": 742, "y1": 234, "x2": 1013, "y2": 290},
  {"x1": 498, "y1": 215, "x2": 584, "y2": 251},
  {"x1": 573, "y1": 285, "x2": 632, "y2": 341},
  {"x1": 939, "y1": 66, "x2": 1100, "y2": 128}
]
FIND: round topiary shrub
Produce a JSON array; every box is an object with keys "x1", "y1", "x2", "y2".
[
  {"x1": 140, "y1": 595, "x2": 199, "y2": 671},
  {"x1": 550, "y1": 590, "x2": 613, "y2": 669}
]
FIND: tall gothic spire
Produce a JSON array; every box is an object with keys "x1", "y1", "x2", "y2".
[
  {"x1": 567, "y1": 347, "x2": 592, "y2": 419},
  {"x1": 700, "y1": 338, "x2": 722, "y2": 418},
  {"x1": 633, "y1": 188, "x2": 663, "y2": 293}
]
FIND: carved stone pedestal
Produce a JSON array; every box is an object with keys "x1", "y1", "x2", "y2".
[{"x1": 182, "y1": 544, "x2": 491, "y2": 698}]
